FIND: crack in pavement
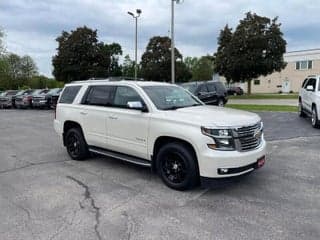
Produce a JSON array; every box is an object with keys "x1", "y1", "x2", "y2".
[
  {"x1": 121, "y1": 211, "x2": 135, "y2": 240},
  {"x1": 67, "y1": 176, "x2": 102, "y2": 240},
  {"x1": 0, "y1": 160, "x2": 72, "y2": 175}
]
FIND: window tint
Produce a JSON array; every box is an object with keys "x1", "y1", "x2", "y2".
[
  {"x1": 207, "y1": 83, "x2": 216, "y2": 92},
  {"x1": 59, "y1": 86, "x2": 81, "y2": 104},
  {"x1": 198, "y1": 84, "x2": 208, "y2": 93},
  {"x1": 214, "y1": 82, "x2": 227, "y2": 91},
  {"x1": 83, "y1": 86, "x2": 114, "y2": 106},
  {"x1": 113, "y1": 86, "x2": 142, "y2": 108},
  {"x1": 305, "y1": 78, "x2": 316, "y2": 90}
]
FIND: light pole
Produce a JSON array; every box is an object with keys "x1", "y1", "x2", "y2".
[
  {"x1": 171, "y1": 0, "x2": 183, "y2": 84},
  {"x1": 128, "y1": 9, "x2": 141, "y2": 80}
]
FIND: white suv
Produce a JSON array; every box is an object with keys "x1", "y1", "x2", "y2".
[
  {"x1": 54, "y1": 80, "x2": 266, "y2": 190},
  {"x1": 299, "y1": 75, "x2": 320, "y2": 128}
]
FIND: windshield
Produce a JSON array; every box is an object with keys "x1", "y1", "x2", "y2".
[
  {"x1": 142, "y1": 85, "x2": 202, "y2": 110},
  {"x1": 181, "y1": 83, "x2": 198, "y2": 94},
  {"x1": 47, "y1": 88, "x2": 60, "y2": 94}
]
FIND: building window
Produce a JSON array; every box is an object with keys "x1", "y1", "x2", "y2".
[
  {"x1": 254, "y1": 79, "x2": 260, "y2": 85},
  {"x1": 296, "y1": 60, "x2": 313, "y2": 70}
]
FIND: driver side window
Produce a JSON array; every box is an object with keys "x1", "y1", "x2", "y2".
[{"x1": 113, "y1": 86, "x2": 143, "y2": 109}]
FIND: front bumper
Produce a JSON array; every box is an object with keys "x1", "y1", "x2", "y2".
[
  {"x1": 198, "y1": 138, "x2": 267, "y2": 179},
  {"x1": 0, "y1": 101, "x2": 12, "y2": 108}
]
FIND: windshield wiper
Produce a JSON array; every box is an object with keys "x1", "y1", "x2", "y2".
[{"x1": 162, "y1": 106, "x2": 184, "y2": 110}]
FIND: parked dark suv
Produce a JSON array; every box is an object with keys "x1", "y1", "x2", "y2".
[
  {"x1": 32, "y1": 88, "x2": 62, "y2": 109},
  {"x1": 181, "y1": 81, "x2": 228, "y2": 106}
]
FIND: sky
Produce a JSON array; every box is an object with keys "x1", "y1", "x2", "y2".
[{"x1": 0, "y1": 0, "x2": 319, "y2": 77}]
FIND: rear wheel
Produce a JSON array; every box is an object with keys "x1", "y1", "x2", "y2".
[
  {"x1": 156, "y1": 142, "x2": 199, "y2": 191},
  {"x1": 298, "y1": 100, "x2": 306, "y2": 117},
  {"x1": 65, "y1": 128, "x2": 89, "y2": 160},
  {"x1": 311, "y1": 106, "x2": 320, "y2": 128}
]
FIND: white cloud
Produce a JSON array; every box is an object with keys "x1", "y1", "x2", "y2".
[{"x1": 1, "y1": 0, "x2": 319, "y2": 77}]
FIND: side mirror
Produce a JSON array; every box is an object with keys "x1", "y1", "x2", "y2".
[
  {"x1": 127, "y1": 101, "x2": 148, "y2": 112},
  {"x1": 306, "y1": 85, "x2": 314, "y2": 91}
]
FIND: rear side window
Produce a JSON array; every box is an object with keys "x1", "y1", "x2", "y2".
[
  {"x1": 59, "y1": 86, "x2": 81, "y2": 104},
  {"x1": 302, "y1": 78, "x2": 308, "y2": 88},
  {"x1": 83, "y1": 85, "x2": 115, "y2": 106},
  {"x1": 207, "y1": 83, "x2": 216, "y2": 92},
  {"x1": 214, "y1": 82, "x2": 227, "y2": 92},
  {"x1": 198, "y1": 84, "x2": 208, "y2": 93}
]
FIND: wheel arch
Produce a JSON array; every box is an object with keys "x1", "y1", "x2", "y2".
[
  {"x1": 151, "y1": 136, "x2": 199, "y2": 174},
  {"x1": 63, "y1": 120, "x2": 83, "y2": 146}
]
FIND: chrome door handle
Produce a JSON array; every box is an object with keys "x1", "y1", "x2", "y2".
[{"x1": 80, "y1": 111, "x2": 88, "y2": 115}]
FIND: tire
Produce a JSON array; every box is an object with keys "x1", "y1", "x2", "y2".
[
  {"x1": 156, "y1": 142, "x2": 199, "y2": 191},
  {"x1": 217, "y1": 98, "x2": 224, "y2": 107},
  {"x1": 65, "y1": 128, "x2": 89, "y2": 160},
  {"x1": 311, "y1": 105, "x2": 320, "y2": 128},
  {"x1": 298, "y1": 100, "x2": 306, "y2": 117}
]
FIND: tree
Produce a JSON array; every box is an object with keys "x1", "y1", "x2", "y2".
[
  {"x1": 0, "y1": 28, "x2": 5, "y2": 55},
  {"x1": 185, "y1": 56, "x2": 214, "y2": 81},
  {"x1": 214, "y1": 12, "x2": 287, "y2": 94},
  {"x1": 140, "y1": 36, "x2": 191, "y2": 82},
  {"x1": 52, "y1": 26, "x2": 110, "y2": 82},
  {"x1": 122, "y1": 54, "x2": 135, "y2": 78},
  {"x1": 104, "y1": 43, "x2": 123, "y2": 76}
]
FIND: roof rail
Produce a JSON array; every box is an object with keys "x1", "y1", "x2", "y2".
[{"x1": 71, "y1": 76, "x2": 145, "y2": 83}]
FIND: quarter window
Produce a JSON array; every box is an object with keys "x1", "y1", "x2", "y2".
[{"x1": 59, "y1": 86, "x2": 81, "y2": 104}]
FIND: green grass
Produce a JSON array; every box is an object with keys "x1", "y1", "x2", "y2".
[
  {"x1": 226, "y1": 104, "x2": 298, "y2": 112},
  {"x1": 228, "y1": 93, "x2": 299, "y2": 99}
]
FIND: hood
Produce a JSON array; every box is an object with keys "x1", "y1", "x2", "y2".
[{"x1": 163, "y1": 105, "x2": 261, "y2": 128}]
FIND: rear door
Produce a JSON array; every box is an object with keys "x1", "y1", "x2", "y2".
[
  {"x1": 81, "y1": 85, "x2": 115, "y2": 148},
  {"x1": 106, "y1": 86, "x2": 150, "y2": 159},
  {"x1": 196, "y1": 84, "x2": 211, "y2": 104},
  {"x1": 206, "y1": 83, "x2": 218, "y2": 104}
]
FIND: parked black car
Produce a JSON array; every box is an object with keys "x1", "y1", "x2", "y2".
[
  {"x1": 227, "y1": 86, "x2": 244, "y2": 96},
  {"x1": 32, "y1": 88, "x2": 62, "y2": 109},
  {"x1": 181, "y1": 81, "x2": 228, "y2": 106},
  {"x1": 49, "y1": 88, "x2": 62, "y2": 108},
  {"x1": 0, "y1": 90, "x2": 20, "y2": 108}
]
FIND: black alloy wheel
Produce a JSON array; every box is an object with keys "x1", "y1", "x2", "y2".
[
  {"x1": 65, "y1": 128, "x2": 89, "y2": 160},
  {"x1": 157, "y1": 142, "x2": 199, "y2": 190}
]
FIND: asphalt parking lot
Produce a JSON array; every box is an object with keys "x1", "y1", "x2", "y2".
[{"x1": 0, "y1": 110, "x2": 319, "y2": 240}]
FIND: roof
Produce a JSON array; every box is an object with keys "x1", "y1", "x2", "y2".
[{"x1": 67, "y1": 79, "x2": 174, "y2": 87}]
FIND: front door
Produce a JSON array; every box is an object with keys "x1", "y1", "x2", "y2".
[{"x1": 106, "y1": 86, "x2": 150, "y2": 159}]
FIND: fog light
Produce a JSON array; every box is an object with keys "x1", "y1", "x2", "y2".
[{"x1": 219, "y1": 168, "x2": 229, "y2": 174}]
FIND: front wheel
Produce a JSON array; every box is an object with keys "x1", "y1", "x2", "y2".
[
  {"x1": 65, "y1": 128, "x2": 89, "y2": 160},
  {"x1": 217, "y1": 98, "x2": 224, "y2": 107},
  {"x1": 156, "y1": 142, "x2": 199, "y2": 191},
  {"x1": 311, "y1": 106, "x2": 320, "y2": 128}
]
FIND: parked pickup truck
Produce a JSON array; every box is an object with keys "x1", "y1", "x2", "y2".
[
  {"x1": 299, "y1": 75, "x2": 320, "y2": 128},
  {"x1": 54, "y1": 80, "x2": 266, "y2": 190}
]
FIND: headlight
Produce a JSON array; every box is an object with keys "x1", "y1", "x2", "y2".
[{"x1": 201, "y1": 127, "x2": 235, "y2": 151}]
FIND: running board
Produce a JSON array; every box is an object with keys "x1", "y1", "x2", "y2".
[{"x1": 89, "y1": 146, "x2": 151, "y2": 167}]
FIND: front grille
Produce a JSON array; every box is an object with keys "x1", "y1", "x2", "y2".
[{"x1": 235, "y1": 123, "x2": 262, "y2": 151}]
